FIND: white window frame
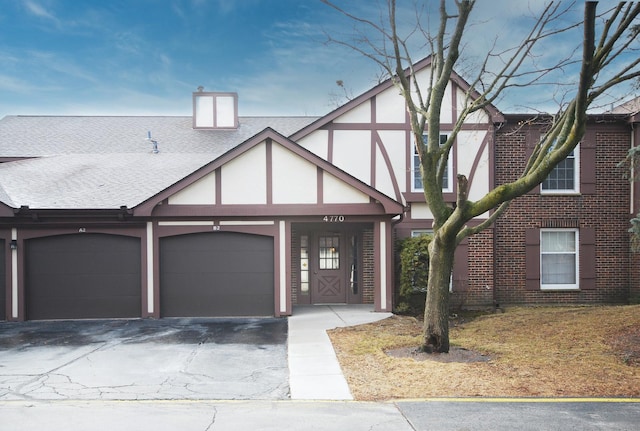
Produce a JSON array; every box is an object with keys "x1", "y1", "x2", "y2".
[
  {"x1": 541, "y1": 144, "x2": 580, "y2": 194},
  {"x1": 412, "y1": 133, "x2": 453, "y2": 193},
  {"x1": 540, "y1": 228, "x2": 579, "y2": 291}
]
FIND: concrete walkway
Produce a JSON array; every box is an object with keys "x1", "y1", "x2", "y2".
[{"x1": 287, "y1": 304, "x2": 392, "y2": 400}]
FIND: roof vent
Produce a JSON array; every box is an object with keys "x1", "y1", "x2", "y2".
[
  {"x1": 146, "y1": 131, "x2": 159, "y2": 154},
  {"x1": 192, "y1": 88, "x2": 238, "y2": 129}
]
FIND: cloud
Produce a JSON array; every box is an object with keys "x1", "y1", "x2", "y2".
[
  {"x1": 0, "y1": 74, "x2": 39, "y2": 93},
  {"x1": 23, "y1": 0, "x2": 61, "y2": 27},
  {"x1": 24, "y1": 0, "x2": 56, "y2": 19}
]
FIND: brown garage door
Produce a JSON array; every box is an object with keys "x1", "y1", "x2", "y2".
[
  {"x1": 25, "y1": 234, "x2": 141, "y2": 320},
  {"x1": 0, "y1": 240, "x2": 5, "y2": 320},
  {"x1": 160, "y1": 232, "x2": 274, "y2": 317}
]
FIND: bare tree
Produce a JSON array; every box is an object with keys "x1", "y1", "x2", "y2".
[{"x1": 322, "y1": 0, "x2": 640, "y2": 353}]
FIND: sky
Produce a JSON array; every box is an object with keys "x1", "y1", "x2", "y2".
[{"x1": 0, "y1": 0, "x2": 637, "y2": 119}]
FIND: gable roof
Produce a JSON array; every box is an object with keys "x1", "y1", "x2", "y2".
[
  {"x1": 291, "y1": 56, "x2": 504, "y2": 141},
  {"x1": 134, "y1": 127, "x2": 404, "y2": 216}
]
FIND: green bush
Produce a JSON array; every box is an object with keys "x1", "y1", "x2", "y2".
[{"x1": 395, "y1": 234, "x2": 432, "y2": 315}]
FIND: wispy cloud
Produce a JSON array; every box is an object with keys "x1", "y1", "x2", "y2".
[{"x1": 22, "y1": 0, "x2": 61, "y2": 27}]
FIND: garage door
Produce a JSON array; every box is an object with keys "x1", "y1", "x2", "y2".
[
  {"x1": 160, "y1": 232, "x2": 274, "y2": 317},
  {"x1": 25, "y1": 234, "x2": 141, "y2": 320},
  {"x1": 0, "y1": 240, "x2": 5, "y2": 320}
]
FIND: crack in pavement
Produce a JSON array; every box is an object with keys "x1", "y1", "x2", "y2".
[{"x1": 204, "y1": 406, "x2": 218, "y2": 431}]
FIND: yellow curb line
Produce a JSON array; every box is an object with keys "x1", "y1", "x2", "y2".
[{"x1": 395, "y1": 397, "x2": 640, "y2": 403}]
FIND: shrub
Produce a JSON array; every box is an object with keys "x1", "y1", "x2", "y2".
[{"x1": 396, "y1": 234, "x2": 432, "y2": 315}]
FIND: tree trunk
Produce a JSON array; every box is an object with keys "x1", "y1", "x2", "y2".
[{"x1": 422, "y1": 232, "x2": 455, "y2": 353}]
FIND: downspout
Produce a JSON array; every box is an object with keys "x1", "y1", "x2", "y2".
[{"x1": 492, "y1": 119, "x2": 506, "y2": 310}]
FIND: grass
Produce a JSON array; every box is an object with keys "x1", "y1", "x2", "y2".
[{"x1": 327, "y1": 305, "x2": 640, "y2": 401}]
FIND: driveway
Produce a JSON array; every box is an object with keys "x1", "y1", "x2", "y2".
[{"x1": 0, "y1": 318, "x2": 289, "y2": 401}]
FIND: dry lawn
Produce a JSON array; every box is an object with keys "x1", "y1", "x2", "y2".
[{"x1": 327, "y1": 305, "x2": 640, "y2": 401}]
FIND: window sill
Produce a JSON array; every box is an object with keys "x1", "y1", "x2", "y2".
[
  {"x1": 540, "y1": 286, "x2": 580, "y2": 291},
  {"x1": 540, "y1": 191, "x2": 581, "y2": 196}
]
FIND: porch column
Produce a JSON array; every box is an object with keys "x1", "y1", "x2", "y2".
[
  {"x1": 375, "y1": 220, "x2": 393, "y2": 312},
  {"x1": 145, "y1": 221, "x2": 154, "y2": 317},
  {"x1": 277, "y1": 220, "x2": 291, "y2": 316},
  {"x1": 11, "y1": 228, "x2": 18, "y2": 320}
]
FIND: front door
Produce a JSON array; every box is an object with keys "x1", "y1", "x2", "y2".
[{"x1": 311, "y1": 232, "x2": 346, "y2": 303}]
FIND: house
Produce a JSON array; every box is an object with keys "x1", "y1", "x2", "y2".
[{"x1": 0, "y1": 57, "x2": 638, "y2": 321}]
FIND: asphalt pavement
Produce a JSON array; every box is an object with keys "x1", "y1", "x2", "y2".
[
  {"x1": 1, "y1": 399, "x2": 639, "y2": 430},
  {"x1": 0, "y1": 306, "x2": 638, "y2": 430}
]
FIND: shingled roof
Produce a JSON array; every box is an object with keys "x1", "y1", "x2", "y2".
[{"x1": 0, "y1": 115, "x2": 318, "y2": 210}]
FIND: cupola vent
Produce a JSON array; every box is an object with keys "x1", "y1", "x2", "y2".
[{"x1": 192, "y1": 88, "x2": 238, "y2": 129}]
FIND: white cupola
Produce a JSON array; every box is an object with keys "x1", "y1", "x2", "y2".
[{"x1": 192, "y1": 87, "x2": 238, "y2": 129}]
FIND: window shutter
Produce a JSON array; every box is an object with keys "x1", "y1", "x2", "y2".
[
  {"x1": 580, "y1": 129, "x2": 596, "y2": 194},
  {"x1": 525, "y1": 129, "x2": 541, "y2": 194},
  {"x1": 525, "y1": 228, "x2": 540, "y2": 290},
  {"x1": 580, "y1": 227, "x2": 596, "y2": 290},
  {"x1": 453, "y1": 239, "x2": 469, "y2": 292}
]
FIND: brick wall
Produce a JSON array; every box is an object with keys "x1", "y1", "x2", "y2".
[
  {"x1": 362, "y1": 227, "x2": 375, "y2": 304},
  {"x1": 494, "y1": 119, "x2": 631, "y2": 305},
  {"x1": 453, "y1": 228, "x2": 495, "y2": 308}
]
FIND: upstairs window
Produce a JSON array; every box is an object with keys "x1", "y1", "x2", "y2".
[
  {"x1": 541, "y1": 145, "x2": 580, "y2": 194},
  {"x1": 413, "y1": 133, "x2": 452, "y2": 193}
]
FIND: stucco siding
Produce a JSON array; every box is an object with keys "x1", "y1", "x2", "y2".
[
  {"x1": 334, "y1": 100, "x2": 371, "y2": 123},
  {"x1": 221, "y1": 142, "x2": 267, "y2": 204},
  {"x1": 168, "y1": 172, "x2": 216, "y2": 205},
  {"x1": 297, "y1": 129, "x2": 329, "y2": 160},
  {"x1": 376, "y1": 88, "x2": 406, "y2": 123},
  {"x1": 272, "y1": 143, "x2": 318, "y2": 204},
  {"x1": 332, "y1": 130, "x2": 371, "y2": 185},
  {"x1": 323, "y1": 172, "x2": 369, "y2": 204}
]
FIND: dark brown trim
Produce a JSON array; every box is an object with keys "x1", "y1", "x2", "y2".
[
  {"x1": 451, "y1": 82, "x2": 458, "y2": 125},
  {"x1": 580, "y1": 129, "x2": 597, "y2": 195},
  {"x1": 525, "y1": 228, "x2": 540, "y2": 291},
  {"x1": 317, "y1": 167, "x2": 323, "y2": 203},
  {"x1": 370, "y1": 131, "x2": 376, "y2": 188},
  {"x1": 151, "y1": 203, "x2": 396, "y2": 217},
  {"x1": 319, "y1": 122, "x2": 490, "y2": 132},
  {"x1": 1, "y1": 230, "x2": 10, "y2": 321},
  {"x1": 215, "y1": 168, "x2": 222, "y2": 205},
  {"x1": 266, "y1": 138, "x2": 273, "y2": 205},
  {"x1": 157, "y1": 223, "x2": 277, "y2": 238},
  {"x1": 327, "y1": 129, "x2": 334, "y2": 163},
  {"x1": 580, "y1": 227, "x2": 597, "y2": 290}
]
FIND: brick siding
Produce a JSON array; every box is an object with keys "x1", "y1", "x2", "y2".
[{"x1": 494, "y1": 121, "x2": 631, "y2": 305}]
